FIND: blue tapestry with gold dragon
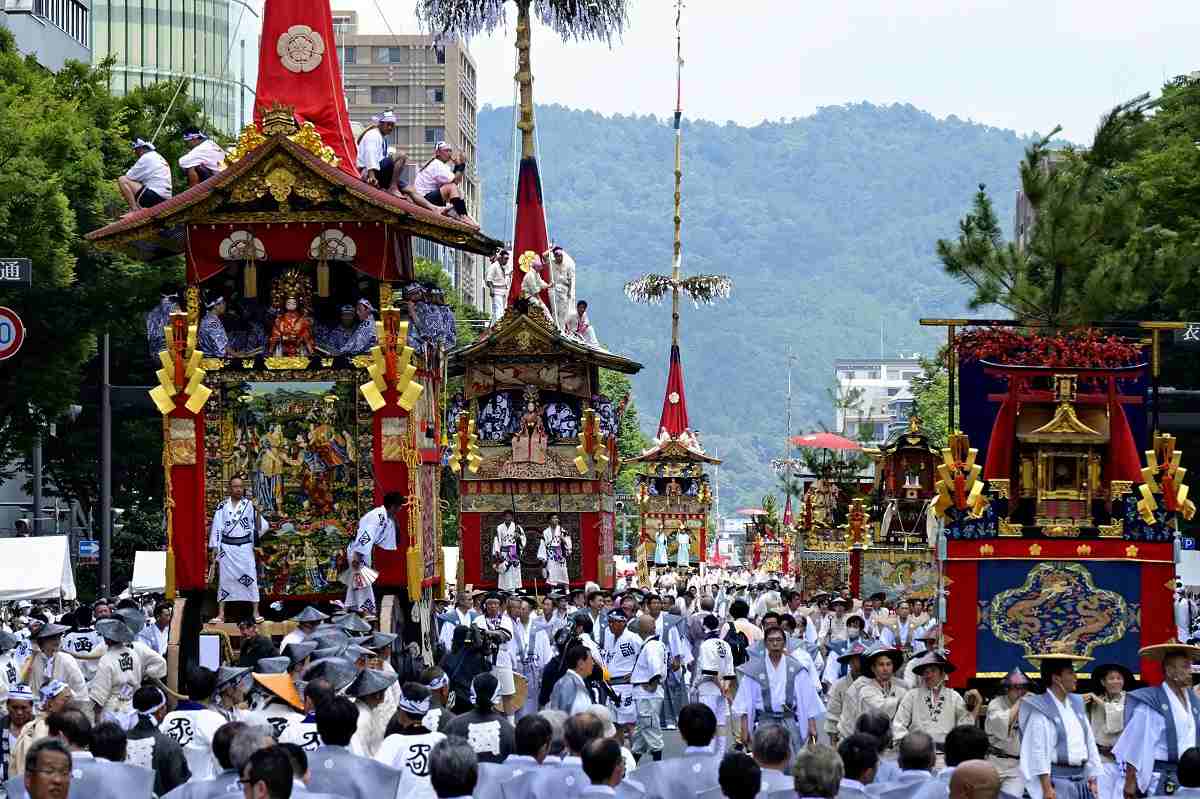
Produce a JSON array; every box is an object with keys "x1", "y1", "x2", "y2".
[{"x1": 977, "y1": 561, "x2": 1141, "y2": 673}]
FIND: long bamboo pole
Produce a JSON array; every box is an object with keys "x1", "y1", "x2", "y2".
[
  {"x1": 670, "y1": 0, "x2": 683, "y2": 346},
  {"x1": 514, "y1": 0, "x2": 536, "y2": 159}
]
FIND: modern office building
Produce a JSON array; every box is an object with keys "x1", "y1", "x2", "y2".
[
  {"x1": 833, "y1": 355, "x2": 924, "y2": 445},
  {"x1": 332, "y1": 10, "x2": 487, "y2": 310},
  {"x1": 1, "y1": 0, "x2": 91, "y2": 72},
  {"x1": 89, "y1": 0, "x2": 263, "y2": 136}
]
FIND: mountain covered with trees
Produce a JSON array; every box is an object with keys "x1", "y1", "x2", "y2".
[{"x1": 478, "y1": 102, "x2": 1034, "y2": 507}]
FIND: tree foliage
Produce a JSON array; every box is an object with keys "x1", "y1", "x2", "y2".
[
  {"x1": 416, "y1": 0, "x2": 627, "y2": 42},
  {"x1": 910, "y1": 354, "x2": 951, "y2": 449},
  {"x1": 0, "y1": 36, "x2": 208, "y2": 522}
]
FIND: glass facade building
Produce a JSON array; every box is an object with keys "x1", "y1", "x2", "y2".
[{"x1": 90, "y1": 0, "x2": 257, "y2": 135}]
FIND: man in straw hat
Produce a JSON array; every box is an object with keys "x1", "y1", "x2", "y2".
[
  {"x1": 1019, "y1": 645, "x2": 1103, "y2": 799},
  {"x1": 893, "y1": 650, "x2": 970, "y2": 754},
  {"x1": 856, "y1": 643, "x2": 909, "y2": 721},
  {"x1": 827, "y1": 641, "x2": 868, "y2": 746},
  {"x1": 1114, "y1": 640, "x2": 1200, "y2": 797},
  {"x1": 24, "y1": 622, "x2": 87, "y2": 711},
  {"x1": 89, "y1": 616, "x2": 166, "y2": 726},
  {"x1": 280, "y1": 606, "x2": 328, "y2": 651},
  {"x1": 985, "y1": 667, "x2": 1033, "y2": 798}
]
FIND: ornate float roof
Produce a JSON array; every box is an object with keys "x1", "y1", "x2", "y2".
[
  {"x1": 624, "y1": 432, "x2": 721, "y2": 466},
  {"x1": 447, "y1": 301, "x2": 642, "y2": 376},
  {"x1": 869, "y1": 416, "x2": 940, "y2": 458},
  {"x1": 85, "y1": 127, "x2": 501, "y2": 261}
]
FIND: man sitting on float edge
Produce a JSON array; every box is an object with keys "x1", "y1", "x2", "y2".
[
  {"x1": 356, "y1": 111, "x2": 440, "y2": 212},
  {"x1": 118, "y1": 138, "x2": 173, "y2": 213},
  {"x1": 414, "y1": 141, "x2": 476, "y2": 225}
]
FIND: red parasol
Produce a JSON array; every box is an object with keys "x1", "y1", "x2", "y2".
[{"x1": 790, "y1": 432, "x2": 862, "y2": 451}]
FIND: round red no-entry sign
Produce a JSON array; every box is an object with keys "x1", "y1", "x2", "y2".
[{"x1": 0, "y1": 306, "x2": 26, "y2": 360}]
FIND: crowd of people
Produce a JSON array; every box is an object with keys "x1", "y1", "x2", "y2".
[{"x1": 3, "y1": 573, "x2": 1200, "y2": 799}]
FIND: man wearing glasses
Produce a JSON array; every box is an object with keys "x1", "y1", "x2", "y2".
[
  {"x1": 239, "y1": 746, "x2": 295, "y2": 799},
  {"x1": 23, "y1": 738, "x2": 71, "y2": 799}
]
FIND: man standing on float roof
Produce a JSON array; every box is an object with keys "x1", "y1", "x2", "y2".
[
  {"x1": 1114, "y1": 640, "x2": 1200, "y2": 797},
  {"x1": 208, "y1": 475, "x2": 269, "y2": 623}
]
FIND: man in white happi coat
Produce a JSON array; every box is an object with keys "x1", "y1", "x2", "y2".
[
  {"x1": 505, "y1": 596, "x2": 553, "y2": 720},
  {"x1": 536, "y1": 514, "x2": 572, "y2": 588},
  {"x1": 208, "y1": 476, "x2": 269, "y2": 623},
  {"x1": 493, "y1": 511, "x2": 527, "y2": 593},
  {"x1": 692, "y1": 614, "x2": 735, "y2": 754},
  {"x1": 24, "y1": 622, "x2": 88, "y2": 712},
  {"x1": 1019, "y1": 650, "x2": 1103, "y2": 799},
  {"x1": 629, "y1": 614, "x2": 668, "y2": 764},
  {"x1": 543, "y1": 246, "x2": 576, "y2": 328},
  {"x1": 473, "y1": 593, "x2": 516, "y2": 712},
  {"x1": 602, "y1": 609, "x2": 643, "y2": 735},
  {"x1": 485, "y1": 250, "x2": 512, "y2": 324},
  {"x1": 985, "y1": 667, "x2": 1032, "y2": 798},
  {"x1": 891, "y1": 650, "x2": 970, "y2": 755},
  {"x1": 90, "y1": 618, "x2": 166, "y2": 727},
  {"x1": 732, "y1": 624, "x2": 823, "y2": 754},
  {"x1": 1115, "y1": 641, "x2": 1200, "y2": 798},
  {"x1": 345, "y1": 492, "x2": 403, "y2": 614},
  {"x1": 878, "y1": 600, "x2": 918, "y2": 655}
]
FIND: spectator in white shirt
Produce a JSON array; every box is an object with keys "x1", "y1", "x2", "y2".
[
  {"x1": 135, "y1": 601, "x2": 171, "y2": 656},
  {"x1": 118, "y1": 138, "x2": 173, "y2": 214},
  {"x1": 179, "y1": 128, "x2": 226, "y2": 186},
  {"x1": 413, "y1": 141, "x2": 476, "y2": 225},
  {"x1": 356, "y1": 111, "x2": 441, "y2": 212}
]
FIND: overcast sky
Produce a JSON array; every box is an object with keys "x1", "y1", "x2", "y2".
[{"x1": 339, "y1": 0, "x2": 1199, "y2": 142}]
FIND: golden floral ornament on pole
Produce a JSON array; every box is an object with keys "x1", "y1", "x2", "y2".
[
  {"x1": 149, "y1": 311, "x2": 211, "y2": 416},
  {"x1": 574, "y1": 409, "x2": 610, "y2": 476},
  {"x1": 518, "y1": 250, "x2": 539, "y2": 273},
  {"x1": 359, "y1": 308, "x2": 422, "y2": 413},
  {"x1": 219, "y1": 230, "x2": 266, "y2": 299},
  {"x1": 309, "y1": 229, "x2": 357, "y2": 298},
  {"x1": 447, "y1": 412, "x2": 482, "y2": 475},
  {"x1": 933, "y1": 431, "x2": 988, "y2": 520},
  {"x1": 277, "y1": 24, "x2": 325, "y2": 73},
  {"x1": 1137, "y1": 432, "x2": 1197, "y2": 524}
]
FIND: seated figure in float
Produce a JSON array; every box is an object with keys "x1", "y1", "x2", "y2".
[
  {"x1": 511, "y1": 387, "x2": 548, "y2": 465},
  {"x1": 517, "y1": 252, "x2": 553, "y2": 321},
  {"x1": 268, "y1": 295, "x2": 316, "y2": 357},
  {"x1": 563, "y1": 299, "x2": 601, "y2": 349}
]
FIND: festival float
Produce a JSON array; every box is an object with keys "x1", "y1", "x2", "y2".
[
  {"x1": 622, "y1": 8, "x2": 728, "y2": 585},
  {"x1": 924, "y1": 324, "x2": 1193, "y2": 686},
  {"x1": 84, "y1": 1, "x2": 500, "y2": 677},
  {"x1": 446, "y1": 7, "x2": 644, "y2": 593}
]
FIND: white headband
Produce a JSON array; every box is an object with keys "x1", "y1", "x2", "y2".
[
  {"x1": 469, "y1": 680, "x2": 499, "y2": 707},
  {"x1": 136, "y1": 687, "x2": 166, "y2": 717},
  {"x1": 397, "y1": 696, "x2": 431, "y2": 717},
  {"x1": 426, "y1": 674, "x2": 448, "y2": 691}
]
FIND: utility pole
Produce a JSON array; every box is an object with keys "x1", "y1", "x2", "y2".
[
  {"x1": 100, "y1": 333, "x2": 112, "y2": 597},
  {"x1": 31, "y1": 428, "x2": 42, "y2": 534}
]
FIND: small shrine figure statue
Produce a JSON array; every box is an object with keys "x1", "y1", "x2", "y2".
[
  {"x1": 537, "y1": 513, "x2": 573, "y2": 587},
  {"x1": 493, "y1": 510, "x2": 527, "y2": 591},
  {"x1": 268, "y1": 295, "x2": 316, "y2": 357},
  {"x1": 675, "y1": 524, "x2": 690, "y2": 568},
  {"x1": 511, "y1": 386, "x2": 548, "y2": 465}
]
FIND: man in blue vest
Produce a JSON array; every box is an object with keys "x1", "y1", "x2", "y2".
[
  {"x1": 1018, "y1": 647, "x2": 1103, "y2": 799},
  {"x1": 1113, "y1": 640, "x2": 1200, "y2": 797}
]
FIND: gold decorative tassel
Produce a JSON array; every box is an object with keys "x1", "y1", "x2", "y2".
[
  {"x1": 244, "y1": 260, "x2": 258, "y2": 298},
  {"x1": 317, "y1": 259, "x2": 330, "y2": 298}
]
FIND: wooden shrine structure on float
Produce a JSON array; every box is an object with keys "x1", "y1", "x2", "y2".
[
  {"x1": 85, "y1": 106, "x2": 501, "y2": 669},
  {"x1": 448, "y1": 300, "x2": 641, "y2": 590}
]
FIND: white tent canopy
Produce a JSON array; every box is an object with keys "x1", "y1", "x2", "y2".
[
  {"x1": 130, "y1": 550, "x2": 167, "y2": 594},
  {"x1": 0, "y1": 536, "x2": 76, "y2": 601}
]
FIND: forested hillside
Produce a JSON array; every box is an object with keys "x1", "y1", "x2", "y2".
[{"x1": 477, "y1": 102, "x2": 1033, "y2": 507}]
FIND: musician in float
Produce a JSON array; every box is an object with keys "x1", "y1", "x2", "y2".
[
  {"x1": 493, "y1": 510, "x2": 527, "y2": 592},
  {"x1": 537, "y1": 514, "x2": 572, "y2": 588}
]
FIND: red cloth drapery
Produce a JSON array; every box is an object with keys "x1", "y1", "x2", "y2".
[
  {"x1": 254, "y1": 0, "x2": 357, "y2": 175},
  {"x1": 507, "y1": 157, "x2": 552, "y2": 308},
  {"x1": 1105, "y1": 378, "x2": 1143, "y2": 484},
  {"x1": 185, "y1": 222, "x2": 411, "y2": 284},
  {"x1": 657, "y1": 344, "x2": 690, "y2": 438},
  {"x1": 983, "y1": 377, "x2": 1020, "y2": 480}
]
